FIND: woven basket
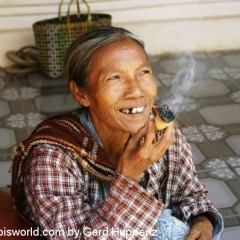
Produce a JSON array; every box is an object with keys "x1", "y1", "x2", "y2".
[{"x1": 32, "y1": 0, "x2": 112, "y2": 78}]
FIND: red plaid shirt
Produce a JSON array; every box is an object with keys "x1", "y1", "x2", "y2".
[{"x1": 23, "y1": 112, "x2": 222, "y2": 240}]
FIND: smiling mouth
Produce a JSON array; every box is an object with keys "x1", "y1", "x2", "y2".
[{"x1": 120, "y1": 106, "x2": 145, "y2": 114}]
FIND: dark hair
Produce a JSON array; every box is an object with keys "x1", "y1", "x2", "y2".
[{"x1": 64, "y1": 26, "x2": 146, "y2": 88}]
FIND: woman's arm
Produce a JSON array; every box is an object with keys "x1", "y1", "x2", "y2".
[
  {"x1": 24, "y1": 145, "x2": 163, "y2": 240},
  {"x1": 169, "y1": 127, "x2": 224, "y2": 240}
]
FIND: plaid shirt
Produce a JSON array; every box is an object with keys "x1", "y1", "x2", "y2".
[{"x1": 23, "y1": 110, "x2": 223, "y2": 240}]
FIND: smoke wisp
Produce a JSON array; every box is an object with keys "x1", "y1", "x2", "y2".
[{"x1": 163, "y1": 52, "x2": 199, "y2": 115}]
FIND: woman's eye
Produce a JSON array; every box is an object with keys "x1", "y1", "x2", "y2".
[
  {"x1": 108, "y1": 75, "x2": 121, "y2": 80},
  {"x1": 141, "y1": 70, "x2": 150, "y2": 75}
]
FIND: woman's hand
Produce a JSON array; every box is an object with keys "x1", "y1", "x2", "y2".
[
  {"x1": 117, "y1": 117, "x2": 174, "y2": 182},
  {"x1": 186, "y1": 214, "x2": 214, "y2": 240}
]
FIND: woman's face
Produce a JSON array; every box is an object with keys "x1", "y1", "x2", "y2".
[{"x1": 77, "y1": 38, "x2": 157, "y2": 135}]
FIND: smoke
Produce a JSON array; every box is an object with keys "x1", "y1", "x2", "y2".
[{"x1": 163, "y1": 52, "x2": 199, "y2": 114}]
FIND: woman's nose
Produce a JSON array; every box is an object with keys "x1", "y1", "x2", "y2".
[{"x1": 124, "y1": 78, "x2": 144, "y2": 98}]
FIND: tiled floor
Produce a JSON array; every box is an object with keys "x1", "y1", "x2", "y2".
[{"x1": 0, "y1": 50, "x2": 240, "y2": 239}]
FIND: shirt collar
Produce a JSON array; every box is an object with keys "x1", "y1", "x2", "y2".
[{"x1": 79, "y1": 108, "x2": 103, "y2": 147}]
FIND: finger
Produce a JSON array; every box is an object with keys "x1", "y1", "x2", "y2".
[
  {"x1": 157, "y1": 121, "x2": 174, "y2": 145},
  {"x1": 126, "y1": 123, "x2": 148, "y2": 149},
  {"x1": 128, "y1": 115, "x2": 157, "y2": 149},
  {"x1": 142, "y1": 118, "x2": 157, "y2": 145},
  {"x1": 186, "y1": 225, "x2": 209, "y2": 240},
  {"x1": 123, "y1": 134, "x2": 132, "y2": 150},
  {"x1": 163, "y1": 121, "x2": 174, "y2": 135},
  {"x1": 186, "y1": 230, "x2": 201, "y2": 240},
  {"x1": 151, "y1": 122, "x2": 174, "y2": 159}
]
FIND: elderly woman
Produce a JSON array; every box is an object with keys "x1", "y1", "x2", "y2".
[{"x1": 11, "y1": 26, "x2": 223, "y2": 239}]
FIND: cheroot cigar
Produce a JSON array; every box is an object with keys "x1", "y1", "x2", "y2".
[{"x1": 155, "y1": 105, "x2": 175, "y2": 131}]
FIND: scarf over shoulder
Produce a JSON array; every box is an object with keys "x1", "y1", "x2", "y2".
[{"x1": 11, "y1": 108, "x2": 116, "y2": 225}]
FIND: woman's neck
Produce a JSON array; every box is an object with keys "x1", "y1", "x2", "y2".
[
  {"x1": 99, "y1": 132, "x2": 130, "y2": 166},
  {"x1": 84, "y1": 109, "x2": 130, "y2": 166}
]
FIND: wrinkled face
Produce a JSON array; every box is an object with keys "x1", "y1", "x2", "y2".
[{"x1": 78, "y1": 38, "x2": 157, "y2": 135}]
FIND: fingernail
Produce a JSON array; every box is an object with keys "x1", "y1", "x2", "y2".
[{"x1": 149, "y1": 111, "x2": 155, "y2": 120}]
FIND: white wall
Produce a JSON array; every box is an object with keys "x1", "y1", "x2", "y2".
[{"x1": 0, "y1": 0, "x2": 240, "y2": 66}]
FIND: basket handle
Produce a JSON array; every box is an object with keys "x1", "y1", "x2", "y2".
[{"x1": 58, "y1": 0, "x2": 91, "y2": 21}]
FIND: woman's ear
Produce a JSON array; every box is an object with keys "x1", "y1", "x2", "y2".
[{"x1": 69, "y1": 80, "x2": 90, "y2": 107}]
